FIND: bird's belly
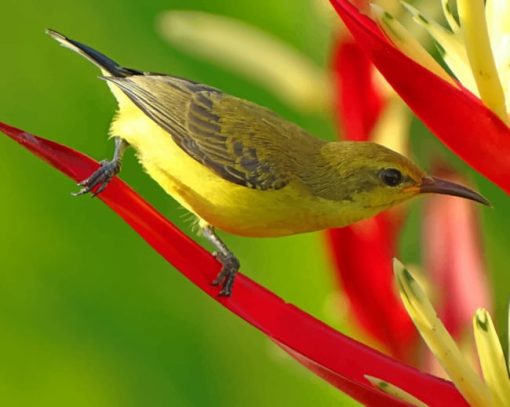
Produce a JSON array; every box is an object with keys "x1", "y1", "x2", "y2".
[{"x1": 110, "y1": 109, "x2": 365, "y2": 237}]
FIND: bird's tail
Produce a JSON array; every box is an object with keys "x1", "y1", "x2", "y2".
[{"x1": 46, "y1": 29, "x2": 141, "y2": 77}]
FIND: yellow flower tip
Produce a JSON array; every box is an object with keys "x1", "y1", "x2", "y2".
[
  {"x1": 400, "y1": 1, "x2": 425, "y2": 21},
  {"x1": 372, "y1": 0, "x2": 401, "y2": 15},
  {"x1": 370, "y1": 3, "x2": 457, "y2": 87},
  {"x1": 364, "y1": 375, "x2": 428, "y2": 407},
  {"x1": 369, "y1": 4, "x2": 390, "y2": 23},
  {"x1": 474, "y1": 308, "x2": 490, "y2": 331},
  {"x1": 473, "y1": 307, "x2": 510, "y2": 407},
  {"x1": 364, "y1": 375, "x2": 388, "y2": 390},
  {"x1": 392, "y1": 257, "x2": 405, "y2": 273},
  {"x1": 457, "y1": 0, "x2": 507, "y2": 122},
  {"x1": 393, "y1": 258, "x2": 411, "y2": 301},
  {"x1": 393, "y1": 258, "x2": 412, "y2": 298},
  {"x1": 395, "y1": 260, "x2": 493, "y2": 407},
  {"x1": 401, "y1": 0, "x2": 480, "y2": 96},
  {"x1": 370, "y1": 4, "x2": 399, "y2": 38},
  {"x1": 400, "y1": 2, "x2": 435, "y2": 33},
  {"x1": 441, "y1": 0, "x2": 460, "y2": 32},
  {"x1": 393, "y1": 258, "x2": 419, "y2": 298},
  {"x1": 508, "y1": 301, "x2": 510, "y2": 372},
  {"x1": 393, "y1": 258, "x2": 435, "y2": 330}
]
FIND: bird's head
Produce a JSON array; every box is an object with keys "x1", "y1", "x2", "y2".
[{"x1": 321, "y1": 142, "x2": 489, "y2": 216}]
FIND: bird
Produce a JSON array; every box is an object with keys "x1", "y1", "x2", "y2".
[{"x1": 46, "y1": 29, "x2": 489, "y2": 296}]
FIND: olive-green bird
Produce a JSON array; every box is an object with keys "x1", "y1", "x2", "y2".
[{"x1": 47, "y1": 29, "x2": 488, "y2": 296}]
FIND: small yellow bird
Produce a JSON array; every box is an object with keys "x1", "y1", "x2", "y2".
[{"x1": 47, "y1": 30, "x2": 488, "y2": 295}]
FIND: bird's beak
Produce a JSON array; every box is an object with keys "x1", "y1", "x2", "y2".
[{"x1": 419, "y1": 176, "x2": 490, "y2": 206}]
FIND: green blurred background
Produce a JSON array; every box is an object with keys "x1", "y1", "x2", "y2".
[{"x1": 0, "y1": 0, "x2": 508, "y2": 406}]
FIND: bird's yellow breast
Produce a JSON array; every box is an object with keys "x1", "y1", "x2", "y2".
[{"x1": 109, "y1": 101, "x2": 374, "y2": 237}]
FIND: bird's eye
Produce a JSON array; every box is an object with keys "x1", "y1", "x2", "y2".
[{"x1": 379, "y1": 168, "x2": 403, "y2": 187}]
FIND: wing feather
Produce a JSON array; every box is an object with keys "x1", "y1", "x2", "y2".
[{"x1": 105, "y1": 75, "x2": 292, "y2": 190}]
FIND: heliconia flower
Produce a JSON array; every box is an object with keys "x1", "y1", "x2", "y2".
[
  {"x1": 329, "y1": 0, "x2": 510, "y2": 194},
  {"x1": 1, "y1": 121, "x2": 470, "y2": 406},
  {"x1": 329, "y1": 1, "x2": 495, "y2": 368},
  {"x1": 157, "y1": 10, "x2": 330, "y2": 113},
  {"x1": 394, "y1": 1, "x2": 509, "y2": 122},
  {"x1": 391, "y1": 259, "x2": 510, "y2": 407}
]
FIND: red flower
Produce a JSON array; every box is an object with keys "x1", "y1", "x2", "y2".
[{"x1": 329, "y1": 0, "x2": 510, "y2": 194}]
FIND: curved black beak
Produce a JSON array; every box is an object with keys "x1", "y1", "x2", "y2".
[{"x1": 420, "y1": 176, "x2": 490, "y2": 206}]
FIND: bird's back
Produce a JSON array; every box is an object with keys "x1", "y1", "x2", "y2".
[
  {"x1": 104, "y1": 73, "x2": 353, "y2": 236},
  {"x1": 107, "y1": 74, "x2": 325, "y2": 191}
]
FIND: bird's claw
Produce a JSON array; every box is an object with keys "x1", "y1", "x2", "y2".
[
  {"x1": 73, "y1": 159, "x2": 121, "y2": 197},
  {"x1": 212, "y1": 254, "x2": 239, "y2": 297}
]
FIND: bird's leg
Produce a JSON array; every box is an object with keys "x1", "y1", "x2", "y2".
[
  {"x1": 73, "y1": 137, "x2": 129, "y2": 197},
  {"x1": 201, "y1": 225, "x2": 240, "y2": 297}
]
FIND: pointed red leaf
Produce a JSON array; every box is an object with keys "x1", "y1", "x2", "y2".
[
  {"x1": 330, "y1": 0, "x2": 510, "y2": 194},
  {"x1": 331, "y1": 35, "x2": 384, "y2": 140},
  {"x1": 326, "y1": 216, "x2": 416, "y2": 360},
  {"x1": 0, "y1": 122, "x2": 467, "y2": 405}
]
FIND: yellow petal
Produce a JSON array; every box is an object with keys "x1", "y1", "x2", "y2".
[
  {"x1": 156, "y1": 11, "x2": 330, "y2": 113},
  {"x1": 457, "y1": 0, "x2": 507, "y2": 122},
  {"x1": 393, "y1": 259, "x2": 492, "y2": 407},
  {"x1": 441, "y1": 0, "x2": 459, "y2": 33},
  {"x1": 486, "y1": 0, "x2": 510, "y2": 58},
  {"x1": 508, "y1": 302, "x2": 510, "y2": 374},
  {"x1": 473, "y1": 309, "x2": 510, "y2": 407},
  {"x1": 486, "y1": 0, "x2": 510, "y2": 110},
  {"x1": 401, "y1": 2, "x2": 478, "y2": 95},
  {"x1": 364, "y1": 375, "x2": 427, "y2": 407},
  {"x1": 372, "y1": 0, "x2": 401, "y2": 15},
  {"x1": 370, "y1": 4, "x2": 457, "y2": 88}
]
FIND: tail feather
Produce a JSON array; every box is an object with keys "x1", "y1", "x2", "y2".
[{"x1": 46, "y1": 29, "x2": 141, "y2": 77}]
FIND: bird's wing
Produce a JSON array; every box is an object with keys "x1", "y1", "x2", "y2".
[{"x1": 105, "y1": 75, "x2": 294, "y2": 190}]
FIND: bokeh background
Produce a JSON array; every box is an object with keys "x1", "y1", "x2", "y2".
[{"x1": 0, "y1": 0, "x2": 508, "y2": 406}]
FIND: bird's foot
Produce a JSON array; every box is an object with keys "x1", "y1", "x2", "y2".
[
  {"x1": 73, "y1": 159, "x2": 121, "y2": 197},
  {"x1": 212, "y1": 252, "x2": 240, "y2": 297}
]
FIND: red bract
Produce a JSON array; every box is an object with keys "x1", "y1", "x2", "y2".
[
  {"x1": 0, "y1": 121, "x2": 467, "y2": 406},
  {"x1": 327, "y1": 217, "x2": 416, "y2": 359},
  {"x1": 327, "y1": 37, "x2": 416, "y2": 359},
  {"x1": 331, "y1": 36, "x2": 384, "y2": 141},
  {"x1": 330, "y1": 0, "x2": 510, "y2": 195}
]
